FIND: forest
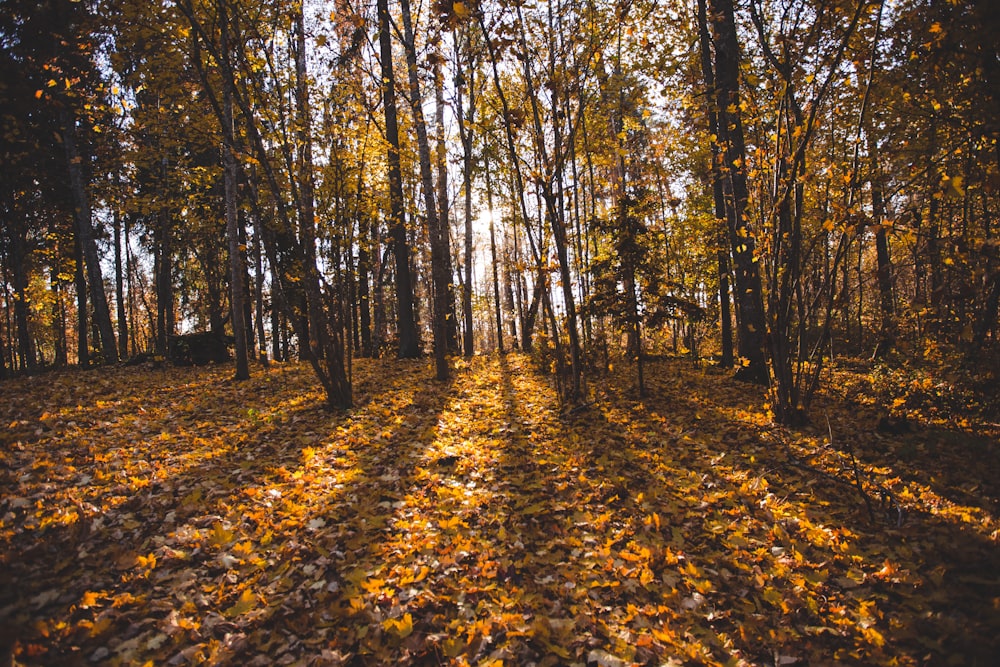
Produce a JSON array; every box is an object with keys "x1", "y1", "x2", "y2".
[{"x1": 1, "y1": 0, "x2": 998, "y2": 664}]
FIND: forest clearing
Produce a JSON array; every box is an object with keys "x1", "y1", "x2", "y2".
[{"x1": 2, "y1": 354, "x2": 998, "y2": 666}]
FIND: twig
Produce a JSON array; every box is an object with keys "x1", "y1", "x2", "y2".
[{"x1": 828, "y1": 414, "x2": 876, "y2": 523}]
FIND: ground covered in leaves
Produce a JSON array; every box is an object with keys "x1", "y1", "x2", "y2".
[{"x1": 1, "y1": 354, "x2": 998, "y2": 666}]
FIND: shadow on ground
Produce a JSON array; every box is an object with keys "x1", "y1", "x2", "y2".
[{"x1": 1, "y1": 355, "x2": 997, "y2": 666}]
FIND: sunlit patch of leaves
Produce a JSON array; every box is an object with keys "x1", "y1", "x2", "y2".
[{"x1": 1, "y1": 355, "x2": 997, "y2": 665}]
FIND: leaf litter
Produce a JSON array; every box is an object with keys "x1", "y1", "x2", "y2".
[{"x1": 1, "y1": 355, "x2": 997, "y2": 665}]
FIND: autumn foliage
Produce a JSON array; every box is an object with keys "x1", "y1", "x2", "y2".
[{"x1": 2, "y1": 356, "x2": 997, "y2": 665}]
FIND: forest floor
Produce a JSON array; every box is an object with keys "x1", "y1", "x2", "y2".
[{"x1": 1, "y1": 354, "x2": 998, "y2": 666}]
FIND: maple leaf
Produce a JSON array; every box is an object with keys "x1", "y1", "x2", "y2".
[
  {"x1": 224, "y1": 588, "x2": 259, "y2": 618},
  {"x1": 383, "y1": 613, "x2": 414, "y2": 638}
]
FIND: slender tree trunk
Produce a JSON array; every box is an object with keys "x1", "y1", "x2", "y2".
[
  {"x1": 867, "y1": 122, "x2": 894, "y2": 359},
  {"x1": 399, "y1": 0, "x2": 449, "y2": 380},
  {"x1": 11, "y1": 223, "x2": 35, "y2": 372},
  {"x1": 484, "y1": 162, "x2": 504, "y2": 354},
  {"x1": 62, "y1": 107, "x2": 117, "y2": 364},
  {"x1": 113, "y1": 205, "x2": 128, "y2": 360},
  {"x1": 220, "y1": 0, "x2": 249, "y2": 381},
  {"x1": 456, "y1": 32, "x2": 476, "y2": 358},
  {"x1": 123, "y1": 212, "x2": 137, "y2": 356},
  {"x1": 433, "y1": 49, "x2": 460, "y2": 355},
  {"x1": 293, "y1": 4, "x2": 351, "y2": 406},
  {"x1": 71, "y1": 221, "x2": 88, "y2": 367},
  {"x1": 697, "y1": 0, "x2": 734, "y2": 368},
  {"x1": 250, "y1": 200, "x2": 269, "y2": 366},
  {"x1": 154, "y1": 169, "x2": 172, "y2": 358},
  {"x1": 271, "y1": 258, "x2": 282, "y2": 361},
  {"x1": 240, "y1": 219, "x2": 255, "y2": 359},
  {"x1": 377, "y1": 0, "x2": 420, "y2": 359},
  {"x1": 357, "y1": 214, "x2": 373, "y2": 357},
  {"x1": 51, "y1": 265, "x2": 67, "y2": 367}
]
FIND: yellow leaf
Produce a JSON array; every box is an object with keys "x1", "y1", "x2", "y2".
[
  {"x1": 762, "y1": 587, "x2": 783, "y2": 607},
  {"x1": 209, "y1": 522, "x2": 235, "y2": 547},
  {"x1": 224, "y1": 588, "x2": 258, "y2": 618},
  {"x1": 862, "y1": 626, "x2": 885, "y2": 647},
  {"x1": 383, "y1": 612, "x2": 413, "y2": 638},
  {"x1": 453, "y1": 1, "x2": 469, "y2": 18},
  {"x1": 361, "y1": 577, "x2": 386, "y2": 594},
  {"x1": 946, "y1": 175, "x2": 964, "y2": 198},
  {"x1": 443, "y1": 636, "x2": 465, "y2": 657}
]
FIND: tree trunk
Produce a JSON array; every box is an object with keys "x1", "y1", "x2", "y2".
[
  {"x1": 62, "y1": 107, "x2": 117, "y2": 364},
  {"x1": 399, "y1": 0, "x2": 449, "y2": 381},
  {"x1": 113, "y1": 206, "x2": 128, "y2": 360},
  {"x1": 52, "y1": 266, "x2": 67, "y2": 368},
  {"x1": 871, "y1": 126, "x2": 895, "y2": 358},
  {"x1": 696, "y1": 0, "x2": 734, "y2": 368},
  {"x1": 11, "y1": 222, "x2": 35, "y2": 372},
  {"x1": 456, "y1": 31, "x2": 476, "y2": 358},
  {"x1": 357, "y1": 214, "x2": 373, "y2": 357},
  {"x1": 708, "y1": 0, "x2": 767, "y2": 384},
  {"x1": 293, "y1": 4, "x2": 351, "y2": 406},
  {"x1": 377, "y1": 0, "x2": 420, "y2": 359},
  {"x1": 433, "y1": 50, "x2": 460, "y2": 355},
  {"x1": 154, "y1": 178, "x2": 173, "y2": 358},
  {"x1": 73, "y1": 223, "x2": 88, "y2": 367},
  {"x1": 250, "y1": 199, "x2": 269, "y2": 365},
  {"x1": 485, "y1": 162, "x2": 504, "y2": 354},
  {"x1": 220, "y1": 0, "x2": 249, "y2": 381}
]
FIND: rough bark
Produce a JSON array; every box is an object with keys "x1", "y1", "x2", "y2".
[{"x1": 708, "y1": 0, "x2": 767, "y2": 384}]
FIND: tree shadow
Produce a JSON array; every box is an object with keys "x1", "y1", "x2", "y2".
[
  {"x1": 0, "y1": 357, "x2": 455, "y2": 665},
  {"x1": 629, "y1": 359, "x2": 1000, "y2": 665},
  {"x1": 2, "y1": 356, "x2": 997, "y2": 666}
]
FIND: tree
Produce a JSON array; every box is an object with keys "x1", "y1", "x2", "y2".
[
  {"x1": 219, "y1": 0, "x2": 249, "y2": 380},
  {"x1": 377, "y1": 0, "x2": 421, "y2": 360},
  {"x1": 707, "y1": 0, "x2": 768, "y2": 385},
  {"x1": 399, "y1": 0, "x2": 450, "y2": 380}
]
